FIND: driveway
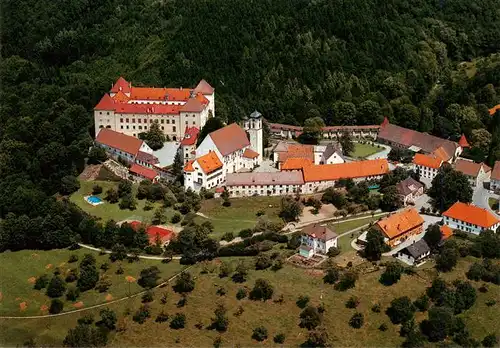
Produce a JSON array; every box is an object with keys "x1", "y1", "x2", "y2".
[
  {"x1": 253, "y1": 159, "x2": 279, "y2": 173},
  {"x1": 473, "y1": 184, "x2": 499, "y2": 217},
  {"x1": 366, "y1": 143, "x2": 391, "y2": 160}
]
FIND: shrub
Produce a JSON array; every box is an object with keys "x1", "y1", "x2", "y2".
[
  {"x1": 232, "y1": 263, "x2": 249, "y2": 283},
  {"x1": 371, "y1": 303, "x2": 381, "y2": 313},
  {"x1": 296, "y1": 295, "x2": 310, "y2": 309},
  {"x1": 210, "y1": 304, "x2": 229, "y2": 332},
  {"x1": 234, "y1": 305, "x2": 244, "y2": 317},
  {"x1": 34, "y1": 274, "x2": 50, "y2": 290},
  {"x1": 327, "y1": 246, "x2": 340, "y2": 257},
  {"x1": 49, "y1": 299, "x2": 64, "y2": 314},
  {"x1": 379, "y1": 323, "x2": 388, "y2": 331},
  {"x1": 46, "y1": 275, "x2": 67, "y2": 298},
  {"x1": 239, "y1": 229, "x2": 254, "y2": 239},
  {"x1": 236, "y1": 288, "x2": 247, "y2": 300},
  {"x1": 155, "y1": 311, "x2": 169, "y2": 323},
  {"x1": 216, "y1": 287, "x2": 226, "y2": 296},
  {"x1": 173, "y1": 272, "x2": 195, "y2": 294},
  {"x1": 413, "y1": 294, "x2": 430, "y2": 312},
  {"x1": 171, "y1": 213, "x2": 182, "y2": 223},
  {"x1": 100, "y1": 262, "x2": 110, "y2": 272},
  {"x1": 142, "y1": 290, "x2": 154, "y2": 303},
  {"x1": 249, "y1": 279, "x2": 274, "y2": 301},
  {"x1": 255, "y1": 254, "x2": 272, "y2": 270},
  {"x1": 170, "y1": 313, "x2": 186, "y2": 329},
  {"x1": 115, "y1": 266, "x2": 124, "y2": 275},
  {"x1": 95, "y1": 277, "x2": 112, "y2": 293},
  {"x1": 252, "y1": 326, "x2": 268, "y2": 342},
  {"x1": 349, "y1": 312, "x2": 364, "y2": 328},
  {"x1": 219, "y1": 262, "x2": 232, "y2": 278},
  {"x1": 176, "y1": 296, "x2": 187, "y2": 308},
  {"x1": 66, "y1": 287, "x2": 80, "y2": 301},
  {"x1": 271, "y1": 258, "x2": 284, "y2": 271},
  {"x1": 68, "y1": 254, "x2": 79, "y2": 263},
  {"x1": 482, "y1": 334, "x2": 498, "y2": 348},
  {"x1": 335, "y1": 271, "x2": 358, "y2": 291},
  {"x1": 486, "y1": 300, "x2": 496, "y2": 307},
  {"x1": 138, "y1": 266, "x2": 161, "y2": 289},
  {"x1": 299, "y1": 306, "x2": 321, "y2": 330},
  {"x1": 274, "y1": 333, "x2": 285, "y2": 344},
  {"x1": 97, "y1": 308, "x2": 117, "y2": 331},
  {"x1": 92, "y1": 185, "x2": 103, "y2": 195},
  {"x1": 65, "y1": 269, "x2": 78, "y2": 283},
  {"x1": 221, "y1": 232, "x2": 234, "y2": 242},
  {"x1": 386, "y1": 297, "x2": 415, "y2": 324},
  {"x1": 345, "y1": 296, "x2": 360, "y2": 309},
  {"x1": 133, "y1": 305, "x2": 151, "y2": 324},
  {"x1": 323, "y1": 267, "x2": 340, "y2": 284}
]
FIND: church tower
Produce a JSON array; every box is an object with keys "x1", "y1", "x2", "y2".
[{"x1": 243, "y1": 110, "x2": 263, "y2": 163}]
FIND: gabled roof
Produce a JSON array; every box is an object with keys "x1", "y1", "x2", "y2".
[
  {"x1": 209, "y1": 123, "x2": 250, "y2": 156},
  {"x1": 196, "y1": 151, "x2": 223, "y2": 174},
  {"x1": 113, "y1": 90, "x2": 130, "y2": 103},
  {"x1": 455, "y1": 158, "x2": 490, "y2": 178},
  {"x1": 322, "y1": 143, "x2": 342, "y2": 160},
  {"x1": 242, "y1": 148, "x2": 259, "y2": 159},
  {"x1": 130, "y1": 87, "x2": 168, "y2": 100},
  {"x1": 412, "y1": 153, "x2": 442, "y2": 169},
  {"x1": 491, "y1": 161, "x2": 500, "y2": 181},
  {"x1": 193, "y1": 79, "x2": 214, "y2": 95},
  {"x1": 443, "y1": 202, "x2": 499, "y2": 228},
  {"x1": 129, "y1": 163, "x2": 159, "y2": 180},
  {"x1": 458, "y1": 134, "x2": 470, "y2": 148},
  {"x1": 440, "y1": 225, "x2": 453, "y2": 240},
  {"x1": 432, "y1": 146, "x2": 452, "y2": 162},
  {"x1": 136, "y1": 151, "x2": 159, "y2": 165},
  {"x1": 94, "y1": 94, "x2": 116, "y2": 110},
  {"x1": 226, "y1": 171, "x2": 304, "y2": 186},
  {"x1": 489, "y1": 104, "x2": 500, "y2": 116},
  {"x1": 180, "y1": 127, "x2": 200, "y2": 146},
  {"x1": 128, "y1": 221, "x2": 174, "y2": 244},
  {"x1": 184, "y1": 160, "x2": 195, "y2": 172},
  {"x1": 281, "y1": 157, "x2": 313, "y2": 170},
  {"x1": 302, "y1": 224, "x2": 338, "y2": 241},
  {"x1": 180, "y1": 97, "x2": 206, "y2": 113},
  {"x1": 403, "y1": 239, "x2": 430, "y2": 259},
  {"x1": 278, "y1": 144, "x2": 315, "y2": 163},
  {"x1": 302, "y1": 159, "x2": 389, "y2": 182},
  {"x1": 377, "y1": 208, "x2": 424, "y2": 239},
  {"x1": 96, "y1": 128, "x2": 143, "y2": 156},
  {"x1": 395, "y1": 177, "x2": 424, "y2": 196},
  {"x1": 111, "y1": 77, "x2": 131, "y2": 94}
]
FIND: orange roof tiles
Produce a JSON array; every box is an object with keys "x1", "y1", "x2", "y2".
[
  {"x1": 184, "y1": 160, "x2": 195, "y2": 172},
  {"x1": 180, "y1": 127, "x2": 199, "y2": 146},
  {"x1": 130, "y1": 87, "x2": 168, "y2": 100},
  {"x1": 165, "y1": 88, "x2": 193, "y2": 101},
  {"x1": 96, "y1": 128, "x2": 143, "y2": 156},
  {"x1": 491, "y1": 161, "x2": 500, "y2": 181},
  {"x1": 113, "y1": 90, "x2": 130, "y2": 103},
  {"x1": 129, "y1": 164, "x2": 159, "y2": 180},
  {"x1": 281, "y1": 157, "x2": 313, "y2": 170},
  {"x1": 242, "y1": 148, "x2": 259, "y2": 159},
  {"x1": 111, "y1": 77, "x2": 131, "y2": 94},
  {"x1": 432, "y1": 146, "x2": 452, "y2": 162},
  {"x1": 443, "y1": 202, "x2": 500, "y2": 228},
  {"x1": 489, "y1": 104, "x2": 500, "y2": 116},
  {"x1": 458, "y1": 134, "x2": 470, "y2": 148},
  {"x1": 440, "y1": 225, "x2": 453, "y2": 240},
  {"x1": 94, "y1": 94, "x2": 116, "y2": 110},
  {"x1": 412, "y1": 153, "x2": 442, "y2": 169},
  {"x1": 196, "y1": 151, "x2": 223, "y2": 174},
  {"x1": 455, "y1": 159, "x2": 490, "y2": 178},
  {"x1": 278, "y1": 144, "x2": 315, "y2": 163},
  {"x1": 302, "y1": 159, "x2": 388, "y2": 182},
  {"x1": 376, "y1": 208, "x2": 424, "y2": 239},
  {"x1": 209, "y1": 123, "x2": 250, "y2": 156}
]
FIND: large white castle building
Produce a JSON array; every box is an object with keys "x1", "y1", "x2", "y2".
[{"x1": 93, "y1": 77, "x2": 215, "y2": 141}]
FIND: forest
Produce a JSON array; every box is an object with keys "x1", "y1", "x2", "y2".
[{"x1": 1, "y1": 0, "x2": 500, "y2": 248}]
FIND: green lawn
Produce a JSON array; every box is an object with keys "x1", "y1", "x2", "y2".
[
  {"x1": 2, "y1": 257, "x2": 496, "y2": 347},
  {"x1": 0, "y1": 248, "x2": 186, "y2": 316},
  {"x1": 196, "y1": 196, "x2": 283, "y2": 237},
  {"x1": 351, "y1": 142, "x2": 383, "y2": 158},
  {"x1": 328, "y1": 215, "x2": 383, "y2": 235},
  {"x1": 69, "y1": 180, "x2": 174, "y2": 223}
]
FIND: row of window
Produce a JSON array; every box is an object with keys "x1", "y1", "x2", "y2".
[{"x1": 120, "y1": 118, "x2": 176, "y2": 124}]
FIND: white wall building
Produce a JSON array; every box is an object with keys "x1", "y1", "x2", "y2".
[
  {"x1": 454, "y1": 158, "x2": 491, "y2": 187},
  {"x1": 412, "y1": 153, "x2": 443, "y2": 181},
  {"x1": 183, "y1": 151, "x2": 224, "y2": 191},
  {"x1": 442, "y1": 202, "x2": 500, "y2": 235},
  {"x1": 396, "y1": 239, "x2": 431, "y2": 266},
  {"x1": 94, "y1": 77, "x2": 214, "y2": 141},
  {"x1": 491, "y1": 161, "x2": 500, "y2": 191},
  {"x1": 300, "y1": 224, "x2": 338, "y2": 255},
  {"x1": 226, "y1": 172, "x2": 304, "y2": 197},
  {"x1": 95, "y1": 128, "x2": 154, "y2": 163}
]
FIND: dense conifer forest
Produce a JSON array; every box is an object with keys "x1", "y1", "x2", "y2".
[{"x1": 1, "y1": 0, "x2": 500, "y2": 249}]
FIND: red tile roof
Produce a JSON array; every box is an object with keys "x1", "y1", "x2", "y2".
[
  {"x1": 489, "y1": 104, "x2": 500, "y2": 116},
  {"x1": 432, "y1": 146, "x2": 452, "y2": 162},
  {"x1": 111, "y1": 77, "x2": 131, "y2": 94},
  {"x1": 180, "y1": 127, "x2": 199, "y2": 146},
  {"x1": 94, "y1": 94, "x2": 116, "y2": 110},
  {"x1": 458, "y1": 134, "x2": 470, "y2": 148},
  {"x1": 193, "y1": 79, "x2": 215, "y2": 95},
  {"x1": 209, "y1": 123, "x2": 250, "y2": 156},
  {"x1": 180, "y1": 97, "x2": 206, "y2": 113},
  {"x1": 113, "y1": 90, "x2": 130, "y2": 103},
  {"x1": 281, "y1": 157, "x2": 313, "y2": 170},
  {"x1": 129, "y1": 163, "x2": 159, "y2": 180},
  {"x1": 455, "y1": 158, "x2": 490, "y2": 178},
  {"x1": 96, "y1": 128, "x2": 143, "y2": 155},
  {"x1": 136, "y1": 151, "x2": 159, "y2": 164},
  {"x1": 302, "y1": 223, "x2": 338, "y2": 241},
  {"x1": 165, "y1": 88, "x2": 193, "y2": 101},
  {"x1": 130, "y1": 87, "x2": 168, "y2": 100},
  {"x1": 242, "y1": 148, "x2": 259, "y2": 159},
  {"x1": 128, "y1": 221, "x2": 174, "y2": 244},
  {"x1": 440, "y1": 225, "x2": 453, "y2": 240},
  {"x1": 443, "y1": 202, "x2": 500, "y2": 228},
  {"x1": 196, "y1": 151, "x2": 223, "y2": 174},
  {"x1": 376, "y1": 208, "x2": 424, "y2": 239},
  {"x1": 491, "y1": 161, "x2": 500, "y2": 181},
  {"x1": 184, "y1": 160, "x2": 195, "y2": 172},
  {"x1": 278, "y1": 144, "x2": 315, "y2": 163},
  {"x1": 412, "y1": 153, "x2": 442, "y2": 169},
  {"x1": 302, "y1": 159, "x2": 388, "y2": 182}
]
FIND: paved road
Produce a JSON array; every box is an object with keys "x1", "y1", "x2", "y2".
[
  {"x1": 473, "y1": 184, "x2": 499, "y2": 217},
  {"x1": 366, "y1": 143, "x2": 391, "y2": 160}
]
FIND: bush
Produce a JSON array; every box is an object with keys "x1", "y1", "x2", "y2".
[
  {"x1": 100, "y1": 262, "x2": 110, "y2": 272},
  {"x1": 173, "y1": 272, "x2": 195, "y2": 294},
  {"x1": 482, "y1": 334, "x2": 498, "y2": 348},
  {"x1": 273, "y1": 333, "x2": 285, "y2": 344},
  {"x1": 155, "y1": 311, "x2": 169, "y2": 323},
  {"x1": 95, "y1": 277, "x2": 112, "y2": 293},
  {"x1": 335, "y1": 271, "x2": 358, "y2": 291},
  {"x1": 68, "y1": 254, "x2": 79, "y2": 263},
  {"x1": 46, "y1": 275, "x2": 67, "y2": 298},
  {"x1": 296, "y1": 295, "x2": 310, "y2": 309},
  {"x1": 255, "y1": 254, "x2": 272, "y2": 270},
  {"x1": 170, "y1": 313, "x2": 186, "y2": 329},
  {"x1": 176, "y1": 296, "x2": 187, "y2": 308},
  {"x1": 379, "y1": 323, "x2": 388, "y2": 331},
  {"x1": 66, "y1": 287, "x2": 80, "y2": 301},
  {"x1": 486, "y1": 300, "x2": 496, "y2": 307},
  {"x1": 323, "y1": 267, "x2": 340, "y2": 284},
  {"x1": 299, "y1": 306, "x2": 321, "y2": 330},
  {"x1": 138, "y1": 266, "x2": 161, "y2": 289},
  {"x1": 92, "y1": 185, "x2": 103, "y2": 195},
  {"x1": 371, "y1": 303, "x2": 381, "y2": 313},
  {"x1": 327, "y1": 246, "x2": 340, "y2": 257},
  {"x1": 49, "y1": 299, "x2": 64, "y2": 314},
  {"x1": 171, "y1": 213, "x2": 182, "y2": 223},
  {"x1": 249, "y1": 279, "x2": 274, "y2": 301},
  {"x1": 236, "y1": 288, "x2": 247, "y2": 300},
  {"x1": 413, "y1": 294, "x2": 430, "y2": 312},
  {"x1": 349, "y1": 312, "x2": 364, "y2": 328},
  {"x1": 34, "y1": 274, "x2": 50, "y2": 290},
  {"x1": 386, "y1": 297, "x2": 416, "y2": 324},
  {"x1": 232, "y1": 263, "x2": 249, "y2": 283},
  {"x1": 216, "y1": 287, "x2": 226, "y2": 296},
  {"x1": 219, "y1": 262, "x2": 232, "y2": 278},
  {"x1": 345, "y1": 296, "x2": 360, "y2": 309},
  {"x1": 252, "y1": 326, "x2": 268, "y2": 342},
  {"x1": 239, "y1": 229, "x2": 254, "y2": 239},
  {"x1": 133, "y1": 305, "x2": 151, "y2": 324},
  {"x1": 221, "y1": 232, "x2": 234, "y2": 242},
  {"x1": 65, "y1": 269, "x2": 78, "y2": 283},
  {"x1": 142, "y1": 290, "x2": 154, "y2": 303}
]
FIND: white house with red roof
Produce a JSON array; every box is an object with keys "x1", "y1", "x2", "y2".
[
  {"x1": 442, "y1": 201, "x2": 500, "y2": 235},
  {"x1": 300, "y1": 223, "x2": 338, "y2": 256},
  {"x1": 183, "y1": 151, "x2": 224, "y2": 190},
  {"x1": 180, "y1": 126, "x2": 200, "y2": 164},
  {"x1": 94, "y1": 77, "x2": 214, "y2": 141}
]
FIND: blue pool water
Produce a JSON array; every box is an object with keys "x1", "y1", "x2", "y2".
[{"x1": 87, "y1": 196, "x2": 103, "y2": 204}]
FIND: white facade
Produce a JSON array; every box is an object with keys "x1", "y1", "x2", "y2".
[
  {"x1": 414, "y1": 164, "x2": 439, "y2": 181},
  {"x1": 227, "y1": 183, "x2": 302, "y2": 197},
  {"x1": 300, "y1": 234, "x2": 337, "y2": 254},
  {"x1": 442, "y1": 216, "x2": 500, "y2": 236},
  {"x1": 243, "y1": 111, "x2": 264, "y2": 162},
  {"x1": 96, "y1": 140, "x2": 153, "y2": 163},
  {"x1": 322, "y1": 151, "x2": 344, "y2": 164},
  {"x1": 397, "y1": 249, "x2": 430, "y2": 266}
]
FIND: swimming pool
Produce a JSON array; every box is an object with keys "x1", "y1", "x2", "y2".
[{"x1": 85, "y1": 195, "x2": 104, "y2": 206}]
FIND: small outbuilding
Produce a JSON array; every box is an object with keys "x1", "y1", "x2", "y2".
[{"x1": 396, "y1": 239, "x2": 430, "y2": 266}]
